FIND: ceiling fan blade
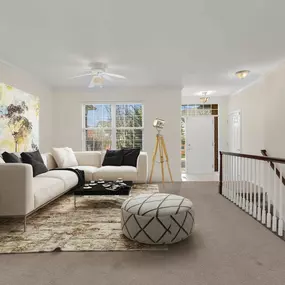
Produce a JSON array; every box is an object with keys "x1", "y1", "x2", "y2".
[
  {"x1": 102, "y1": 74, "x2": 113, "y2": 81},
  {"x1": 103, "y1": 72, "x2": 126, "y2": 79},
  {"x1": 70, "y1": 72, "x2": 93, "y2": 79},
  {"x1": 88, "y1": 76, "x2": 95, "y2": 88}
]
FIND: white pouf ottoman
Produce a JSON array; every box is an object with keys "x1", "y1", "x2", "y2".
[{"x1": 121, "y1": 193, "x2": 194, "y2": 244}]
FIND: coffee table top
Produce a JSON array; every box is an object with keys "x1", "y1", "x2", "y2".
[{"x1": 74, "y1": 181, "x2": 133, "y2": 196}]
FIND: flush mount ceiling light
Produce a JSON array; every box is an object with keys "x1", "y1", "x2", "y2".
[
  {"x1": 200, "y1": 97, "x2": 209, "y2": 104},
  {"x1": 235, "y1": 70, "x2": 250, "y2": 79}
]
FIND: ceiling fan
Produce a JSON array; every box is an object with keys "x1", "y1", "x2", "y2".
[{"x1": 71, "y1": 62, "x2": 126, "y2": 88}]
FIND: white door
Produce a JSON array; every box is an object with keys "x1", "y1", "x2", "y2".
[
  {"x1": 228, "y1": 111, "x2": 241, "y2": 152},
  {"x1": 228, "y1": 111, "x2": 241, "y2": 180},
  {"x1": 186, "y1": 116, "x2": 214, "y2": 174}
]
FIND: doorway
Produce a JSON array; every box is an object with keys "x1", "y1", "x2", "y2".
[
  {"x1": 228, "y1": 110, "x2": 241, "y2": 153},
  {"x1": 186, "y1": 116, "x2": 214, "y2": 174}
]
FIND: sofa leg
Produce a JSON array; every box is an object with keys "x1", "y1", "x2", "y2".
[{"x1": 24, "y1": 216, "x2": 27, "y2": 232}]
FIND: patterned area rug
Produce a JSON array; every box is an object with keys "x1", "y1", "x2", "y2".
[{"x1": 0, "y1": 184, "x2": 167, "y2": 254}]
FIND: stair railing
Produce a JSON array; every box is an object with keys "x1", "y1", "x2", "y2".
[
  {"x1": 219, "y1": 151, "x2": 285, "y2": 239},
  {"x1": 261, "y1": 149, "x2": 285, "y2": 186}
]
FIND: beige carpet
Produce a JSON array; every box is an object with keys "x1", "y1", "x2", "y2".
[
  {"x1": 1, "y1": 182, "x2": 285, "y2": 285},
  {"x1": 0, "y1": 184, "x2": 167, "y2": 253}
]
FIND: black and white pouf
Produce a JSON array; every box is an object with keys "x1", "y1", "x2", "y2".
[{"x1": 121, "y1": 193, "x2": 195, "y2": 245}]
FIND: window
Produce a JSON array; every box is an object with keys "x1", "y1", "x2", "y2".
[
  {"x1": 181, "y1": 104, "x2": 218, "y2": 116},
  {"x1": 83, "y1": 103, "x2": 143, "y2": 151}
]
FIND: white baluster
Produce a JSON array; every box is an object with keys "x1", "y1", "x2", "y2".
[
  {"x1": 246, "y1": 158, "x2": 249, "y2": 213},
  {"x1": 261, "y1": 161, "x2": 266, "y2": 224},
  {"x1": 253, "y1": 159, "x2": 257, "y2": 218},
  {"x1": 232, "y1": 156, "x2": 235, "y2": 203},
  {"x1": 224, "y1": 155, "x2": 227, "y2": 197},
  {"x1": 233, "y1": 156, "x2": 237, "y2": 204},
  {"x1": 278, "y1": 167, "x2": 284, "y2": 237},
  {"x1": 238, "y1": 157, "x2": 242, "y2": 207},
  {"x1": 230, "y1": 156, "x2": 233, "y2": 201},
  {"x1": 267, "y1": 161, "x2": 272, "y2": 228},
  {"x1": 221, "y1": 154, "x2": 224, "y2": 196},
  {"x1": 257, "y1": 160, "x2": 261, "y2": 221},
  {"x1": 222, "y1": 155, "x2": 225, "y2": 196},
  {"x1": 249, "y1": 159, "x2": 253, "y2": 216},
  {"x1": 226, "y1": 155, "x2": 230, "y2": 198},
  {"x1": 237, "y1": 156, "x2": 240, "y2": 205},
  {"x1": 231, "y1": 156, "x2": 234, "y2": 202},
  {"x1": 236, "y1": 156, "x2": 240, "y2": 205},
  {"x1": 272, "y1": 164, "x2": 277, "y2": 232},
  {"x1": 242, "y1": 157, "x2": 246, "y2": 210}
]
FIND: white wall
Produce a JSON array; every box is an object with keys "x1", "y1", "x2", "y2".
[
  {"x1": 228, "y1": 81, "x2": 265, "y2": 155},
  {"x1": 228, "y1": 61, "x2": 285, "y2": 158},
  {"x1": 0, "y1": 60, "x2": 53, "y2": 152},
  {"x1": 52, "y1": 87, "x2": 182, "y2": 182},
  {"x1": 181, "y1": 95, "x2": 229, "y2": 152}
]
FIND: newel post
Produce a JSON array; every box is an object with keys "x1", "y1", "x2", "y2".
[{"x1": 219, "y1": 151, "x2": 223, "y2": 194}]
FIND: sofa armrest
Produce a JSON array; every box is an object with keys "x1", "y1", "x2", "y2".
[
  {"x1": 136, "y1": 152, "x2": 148, "y2": 183},
  {"x1": 0, "y1": 163, "x2": 34, "y2": 216}
]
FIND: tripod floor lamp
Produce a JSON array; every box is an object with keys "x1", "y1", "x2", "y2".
[{"x1": 149, "y1": 118, "x2": 173, "y2": 184}]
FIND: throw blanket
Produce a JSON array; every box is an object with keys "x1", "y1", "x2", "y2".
[{"x1": 49, "y1": 168, "x2": 85, "y2": 187}]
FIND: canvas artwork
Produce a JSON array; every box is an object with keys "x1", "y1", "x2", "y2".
[{"x1": 0, "y1": 83, "x2": 39, "y2": 152}]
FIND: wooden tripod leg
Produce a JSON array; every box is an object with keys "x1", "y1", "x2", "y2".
[
  {"x1": 158, "y1": 136, "x2": 165, "y2": 184},
  {"x1": 149, "y1": 135, "x2": 159, "y2": 183},
  {"x1": 161, "y1": 136, "x2": 173, "y2": 183}
]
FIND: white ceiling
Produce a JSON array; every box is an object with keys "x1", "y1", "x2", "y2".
[{"x1": 1, "y1": 0, "x2": 285, "y2": 96}]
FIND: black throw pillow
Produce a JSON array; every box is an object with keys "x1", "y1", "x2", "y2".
[
  {"x1": 122, "y1": 148, "x2": 141, "y2": 167},
  {"x1": 102, "y1": 150, "x2": 124, "y2": 166},
  {"x1": 21, "y1": 150, "x2": 48, "y2": 177},
  {"x1": 2, "y1": 152, "x2": 21, "y2": 163}
]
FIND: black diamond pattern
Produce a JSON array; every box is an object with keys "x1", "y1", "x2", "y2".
[{"x1": 121, "y1": 194, "x2": 195, "y2": 245}]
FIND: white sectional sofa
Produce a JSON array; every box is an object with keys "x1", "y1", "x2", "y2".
[{"x1": 0, "y1": 151, "x2": 148, "y2": 230}]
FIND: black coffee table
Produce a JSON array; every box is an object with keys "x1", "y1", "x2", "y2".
[{"x1": 73, "y1": 181, "x2": 133, "y2": 208}]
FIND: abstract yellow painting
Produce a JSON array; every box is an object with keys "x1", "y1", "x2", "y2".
[{"x1": 0, "y1": 83, "x2": 39, "y2": 152}]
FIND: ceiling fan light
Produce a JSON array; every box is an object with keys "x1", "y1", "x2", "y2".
[
  {"x1": 93, "y1": 76, "x2": 104, "y2": 85},
  {"x1": 235, "y1": 70, "x2": 250, "y2": 79}
]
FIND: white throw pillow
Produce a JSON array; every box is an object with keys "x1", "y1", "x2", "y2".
[{"x1": 52, "y1": 147, "x2": 78, "y2": 168}]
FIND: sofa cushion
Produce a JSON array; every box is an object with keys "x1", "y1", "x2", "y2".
[
  {"x1": 102, "y1": 149, "x2": 124, "y2": 166},
  {"x1": 2, "y1": 152, "x2": 21, "y2": 163},
  {"x1": 94, "y1": 166, "x2": 137, "y2": 182},
  {"x1": 71, "y1": 166, "x2": 98, "y2": 182},
  {"x1": 41, "y1": 153, "x2": 57, "y2": 169},
  {"x1": 33, "y1": 177, "x2": 65, "y2": 209},
  {"x1": 74, "y1": 151, "x2": 101, "y2": 167},
  {"x1": 21, "y1": 150, "x2": 48, "y2": 177},
  {"x1": 38, "y1": 170, "x2": 78, "y2": 191},
  {"x1": 122, "y1": 148, "x2": 140, "y2": 167},
  {"x1": 52, "y1": 147, "x2": 78, "y2": 168}
]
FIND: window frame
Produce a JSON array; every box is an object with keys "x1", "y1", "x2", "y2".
[{"x1": 82, "y1": 102, "x2": 144, "y2": 151}]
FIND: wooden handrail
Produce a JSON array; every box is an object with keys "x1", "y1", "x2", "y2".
[
  {"x1": 220, "y1": 151, "x2": 285, "y2": 164},
  {"x1": 260, "y1": 149, "x2": 285, "y2": 186}
]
